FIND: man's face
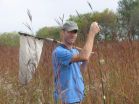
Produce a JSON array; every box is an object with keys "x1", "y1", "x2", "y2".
[{"x1": 63, "y1": 30, "x2": 78, "y2": 45}]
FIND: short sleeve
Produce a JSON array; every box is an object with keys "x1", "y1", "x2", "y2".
[{"x1": 56, "y1": 49, "x2": 73, "y2": 66}]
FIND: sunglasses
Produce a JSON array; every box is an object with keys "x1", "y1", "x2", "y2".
[{"x1": 69, "y1": 30, "x2": 78, "y2": 33}]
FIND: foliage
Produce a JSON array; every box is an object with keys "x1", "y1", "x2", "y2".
[
  {"x1": 0, "y1": 32, "x2": 19, "y2": 46},
  {"x1": 69, "y1": 9, "x2": 118, "y2": 41},
  {"x1": 36, "y1": 26, "x2": 60, "y2": 40},
  {"x1": 118, "y1": 0, "x2": 139, "y2": 40}
]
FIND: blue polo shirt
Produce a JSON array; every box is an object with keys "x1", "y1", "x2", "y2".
[{"x1": 52, "y1": 44, "x2": 84, "y2": 103}]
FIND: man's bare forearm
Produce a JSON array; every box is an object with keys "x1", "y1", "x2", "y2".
[
  {"x1": 79, "y1": 31, "x2": 96, "y2": 60},
  {"x1": 79, "y1": 22, "x2": 100, "y2": 61}
]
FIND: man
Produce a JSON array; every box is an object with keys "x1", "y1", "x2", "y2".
[{"x1": 52, "y1": 21, "x2": 100, "y2": 104}]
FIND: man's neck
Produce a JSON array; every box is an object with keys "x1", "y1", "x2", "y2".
[{"x1": 62, "y1": 42, "x2": 73, "y2": 49}]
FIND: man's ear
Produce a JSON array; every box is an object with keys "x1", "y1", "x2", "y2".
[
  {"x1": 60, "y1": 30, "x2": 64, "y2": 40},
  {"x1": 60, "y1": 30, "x2": 64, "y2": 36},
  {"x1": 60, "y1": 30, "x2": 64, "y2": 34}
]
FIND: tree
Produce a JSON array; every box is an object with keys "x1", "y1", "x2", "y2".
[
  {"x1": 129, "y1": 4, "x2": 139, "y2": 39},
  {"x1": 0, "y1": 32, "x2": 19, "y2": 46},
  {"x1": 96, "y1": 9, "x2": 118, "y2": 40},
  {"x1": 36, "y1": 27, "x2": 60, "y2": 40},
  {"x1": 69, "y1": 9, "x2": 118, "y2": 41},
  {"x1": 118, "y1": 0, "x2": 139, "y2": 40}
]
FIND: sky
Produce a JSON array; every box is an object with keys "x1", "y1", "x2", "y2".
[{"x1": 0, "y1": 0, "x2": 119, "y2": 33}]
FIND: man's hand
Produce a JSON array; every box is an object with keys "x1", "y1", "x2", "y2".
[{"x1": 89, "y1": 22, "x2": 100, "y2": 35}]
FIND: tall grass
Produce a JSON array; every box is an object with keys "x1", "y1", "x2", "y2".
[{"x1": 0, "y1": 40, "x2": 139, "y2": 104}]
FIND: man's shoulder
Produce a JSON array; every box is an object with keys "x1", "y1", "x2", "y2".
[
  {"x1": 53, "y1": 45, "x2": 66, "y2": 52},
  {"x1": 52, "y1": 45, "x2": 67, "y2": 56},
  {"x1": 52, "y1": 45, "x2": 79, "y2": 56}
]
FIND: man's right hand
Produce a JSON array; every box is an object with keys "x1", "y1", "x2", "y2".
[{"x1": 89, "y1": 22, "x2": 100, "y2": 35}]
